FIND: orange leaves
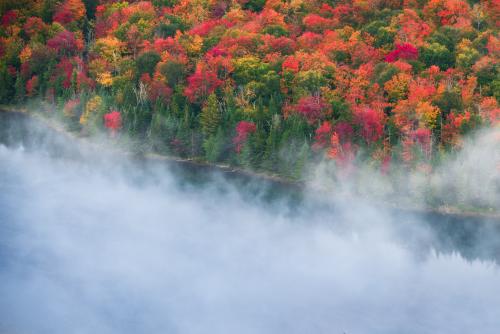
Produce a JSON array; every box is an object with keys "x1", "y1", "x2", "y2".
[
  {"x1": 19, "y1": 46, "x2": 32, "y2": 64},
  {"x1": 393, "y1": 9, "x2": 431, "y2": 46},
  {"x1": 424, "y1": 0, "x2": 471, "y2": 27},
  {"x1": 407, "y1": 78, "x2": 437, "y2": 104},
  {"x1": 328, "y1": 132, "x2": 340, "y2": 159},
  {"x1": 460, "y1": 76, "x2": 477, "y2": 106},
  {"x1": 3, "y1": 0, "x2": 499, "y2": 167},
  {"x1": 442, "y1": 111, "x2": 471, "y2": 146},
  {"x1": 282, "y1": 56, "x2": 300, "y2": 73},
  {"x1": 327, "y1": 132, "x2": 357, "y2": 169},
  {"x1": 480, "y1": 97, "x2": 500, "y2": 125},
  {"x1": 257, "y1": 8, "x2": 286, "y2": 27}
]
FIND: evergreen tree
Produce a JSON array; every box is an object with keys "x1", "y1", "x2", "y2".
[
  {"x1": 200, "y1": 93, "x2": 221, "y2": 137},
  {"x1": 293, "y1": 141, "x2": 310, "y2": 180},
  {"x1": 14, "y1": 75, "x2": 26, "y2": 102},
  {"x1": 203, "y1": 127, "x2": 225, "y2": 163}
]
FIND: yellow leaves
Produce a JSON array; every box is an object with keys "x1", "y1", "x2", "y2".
[
  {"x1": 456, "y1": 38, "x2": 480, "y2": 69},
  {"x1": 19, "y1": 46, "x2": 32, "y2": 63},
  {"x1": 173, "y1": 0, "x2": 210, "y2": 25},
  {"x1": 97, "y1": 71, "x2": 113, "y2": 87},
  {"x1": 80, "y1": 95, "x2": 102, "y2": 125},
  {"x1": 49, "y1": 22, "x2": 65, "y2": 37},
  {"x1": 384, "y1": 73, "x2": 412, "y2": 101},
  {"x1": 294, "y1": 51, "x2": 333, "y2": 72},
  {"x1": 180, "y1": 34, "x2": 203, "y2": 56},
  {"x1": 416, "y1": 101, "x2": 440, "y2": 129},
  {"x1": 289, "y1": 0, "x2": 305, "y2": 11},
  {"x1": 93, "y1": 37, "x2": 125, "y2": 64},
  {"x1": 225, "y1": 7, "x2": 246, "y2": 23}
]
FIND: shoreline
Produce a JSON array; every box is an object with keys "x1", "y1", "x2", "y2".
[{"x1": 1, "y1": 106, "x2": 499, "y2": 221}]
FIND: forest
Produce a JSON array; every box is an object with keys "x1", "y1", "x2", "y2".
[{"x1": 0, "y1": 0, "x2": 498, "y2": 179}]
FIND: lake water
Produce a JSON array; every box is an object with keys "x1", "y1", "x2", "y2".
[{"x1": 1, "y1": 112, "x2": 499, "y2": 333}]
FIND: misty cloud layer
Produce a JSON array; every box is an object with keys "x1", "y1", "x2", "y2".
[
  {"x1": 0, "y1": 116, "x2": 500, "y2": 334},
  {"x1": 309, "y1": 127, "x2": 500, "y2": 211}
]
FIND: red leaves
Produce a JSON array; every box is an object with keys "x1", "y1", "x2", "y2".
[
  {"x1": 354, "y1": 107, "x2": 385, "y2": 144},
  {"x1": 53, "y1": 0, "x2": 86, "y2": 25},
  {"x1": 259, "y1": 35, "x2": 296, "y2": 55},
  {"x1": 7, "y1": 66, "x2": 17, "y2": 77},
  {"x1": 297, "y1": 32, "x2": 323, "y2": 49},
  {"x1": 233, "y1": 121, "x2": 256, "y2": 153},
  {"x1": 385, "y1": 43, "x2": 419, "y2": 63},
  {"x1": 141, "y1": 74, "x2": 173, "y2": 105},
  {"x1": 153, "y1": 37, "x2": 183, "y2": 55},
  {"x1": 412, "y1": 127, "x2": 432, "y2": 156},
  {"x1": 282, "y1": 56, "x2": 300, "y2": 73},
  {"x1": 314, "y1": 120, "x2": 357, "y2": 169},
  {"x1": 328, "y1": 133, "x2": 356, "y2": 168},
  {"x1": 26, "y1": 76, "x2": 39, "y2": 97},
  {"x1": 190, "y1": 19, "x2": 230, "y2": 36},
  {"x1": 54, "y1": 58, "x2": 74, "y2": 89},
  {"x1": 311, "y1": 118, "x2": 358, "y2": 171},
  {"x1": 23, "y1": 17, "x2": 46, "y2": 37},
  {"x1": 302, "y1": 14, "x2": 334, "y2": 32},
  {"x1": 104, "y1": 111, "x2": 122, "y2": 135},
  {"x1": 1, "y1": 10, "x2": 18, "y2": 27},
  {"x1": 294, "y1": 96, "x2": 329, "y2": 124},
  {"x1": 205, "y1": 48, "x2": 233, "y2": 78},
  {"x1": 63, "y1": 98, "x2": 80, "y2": 116},
  {"x1": 312, "y1": 121, "x2": 333, "y2": 151},
  {"x1": 184, "y1": 63, "x2": 222, "y2": 103},
  {"x1": 334, "y1": 121, "x2": 354, "y2": 143},
  {"x1": 47, "y1": 31, "x2": 83, "y2": 55}
]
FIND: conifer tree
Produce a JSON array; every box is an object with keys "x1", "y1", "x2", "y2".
[{"x1": 200, "y1": 93, "x2": 221, "y2": 137}]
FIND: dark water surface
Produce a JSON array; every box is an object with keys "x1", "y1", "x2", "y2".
[{"x1": 1, "y1": 111, "x2": 499, "y2": 334}]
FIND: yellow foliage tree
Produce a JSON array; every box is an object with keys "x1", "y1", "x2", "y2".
[
  {"x1": 80, "y1": 95, "x2": 102, "y2": 125},
  {"x1": 93, "y1": 37, "x2": 125, "y2": 65},
  {"x1": 96, "y1": 72, "x2": 113, "y2": 87},
  {"x1": 416, "y1": 101, "x2": 440, "y2": 129},
  {"x1": 384, "y1": 73, "x2": 412, "y2": 101}
]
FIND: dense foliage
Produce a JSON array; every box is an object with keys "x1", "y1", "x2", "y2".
[{"x1": 1, "y1": 0, "x2": 499, "y2": 178}]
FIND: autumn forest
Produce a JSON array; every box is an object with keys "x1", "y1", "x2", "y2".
[{"x1": 0, "y1": 0, "x2": 499, "y2": 179}]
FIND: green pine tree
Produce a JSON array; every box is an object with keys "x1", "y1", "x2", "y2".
[
  {"x1": 203, "y1": 127, "x2": 225, "y2": 162},
  {"x1": 200, "y1": 93, "x2": 221, "y2": 137}
]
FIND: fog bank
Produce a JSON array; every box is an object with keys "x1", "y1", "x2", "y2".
[
  {"x1": 309, "y1": 127, "x2": 500, "y2": 212},
  {"x1": 0, "y1": 115, "x2": 500, "y2": 333}
]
